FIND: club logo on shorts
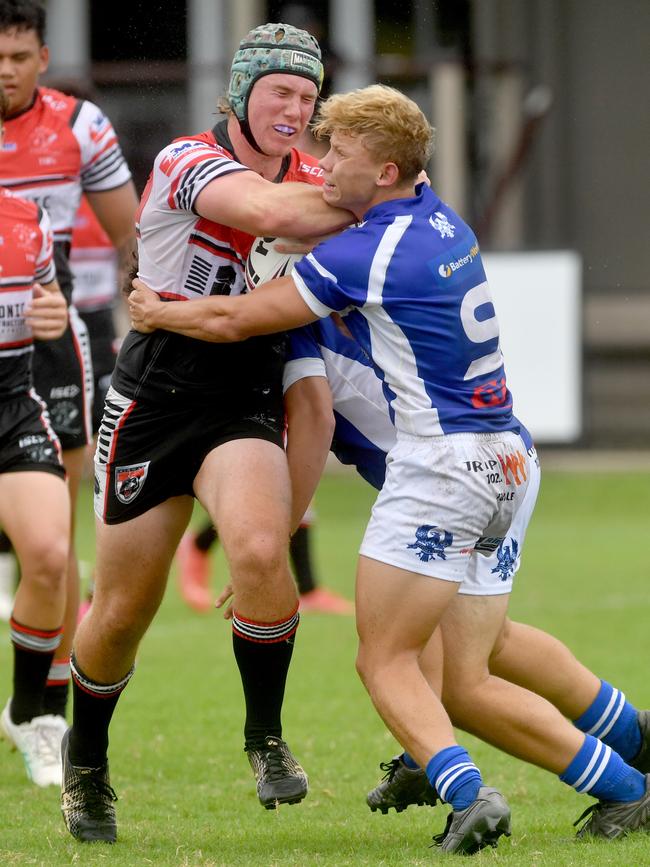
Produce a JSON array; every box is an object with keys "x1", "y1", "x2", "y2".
[
  {"x1": 491, "y1": 538, "x2": 519, "y2": 581},
  {"x1": 407, "y1": 525, "x2": 453, "y2": 562},
  {"x1": 115, "y1": 462, "x2": 150, "y2": 504}
]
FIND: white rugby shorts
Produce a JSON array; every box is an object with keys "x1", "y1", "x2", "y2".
[{"x1": 359, "y1": 431, "x2": 540, "y2": 595}]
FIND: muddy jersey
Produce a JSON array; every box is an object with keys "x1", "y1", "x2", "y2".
[
  {"x1": 0, "y1": 87, "x2": 131, "y2": 303},
  {"x1": 112, "y1": 120, "x2": 324, "y2": 403},
  {"x1": 0, "y1": 188, "x2": 56, "y2": 398},
  {"x1": 70, "y1": 195, "x2": 118, "y2": 312}
]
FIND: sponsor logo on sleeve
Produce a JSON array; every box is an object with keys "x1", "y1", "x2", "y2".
[{"x1": 438, "y1": 243, "x2": 480, "y2": 277}]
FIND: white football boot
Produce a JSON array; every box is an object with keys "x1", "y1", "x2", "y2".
[{"x1": 1, "y1": 699, "x2": 64, "y2": 786}]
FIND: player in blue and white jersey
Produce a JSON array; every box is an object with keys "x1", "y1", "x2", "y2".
[
  {"x1": 129, "y1": 85, "x2": 650, "y2": 850},
  {"x1": 285, "y1": 316, "x2": 650, "y2": 819}
]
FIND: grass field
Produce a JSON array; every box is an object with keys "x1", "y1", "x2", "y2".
[{"x1": 1, "y1": 467, "x2": 649, "y2": 865}]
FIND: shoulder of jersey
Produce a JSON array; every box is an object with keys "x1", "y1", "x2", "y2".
[
  {"x1": 37, "y1": 86, "x2": 79, "y2": 120},
  {"x1": 0, "y1": 187, "x2": 39, "y2": 220},
  {"x1": 158, "y1": 132, "x2": 235, "y2": 175}
]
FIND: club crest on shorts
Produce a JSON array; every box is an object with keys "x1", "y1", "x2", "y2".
[
  {"x1": 115, "y1": 462, "x2": 150, "y2": 504},
  {"x1": 491, "y1": 538, "x2": 519, "y2": 581},
  {"x1": 407, "y1": 525, "x2": 453, "y2": 562}
]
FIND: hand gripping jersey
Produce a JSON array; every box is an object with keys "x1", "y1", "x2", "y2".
[
  {"x1": 0, "y1": 188, "x2": 56, "y2": 398},
  {"x1": 0, "y1": 87, "x2": 132, "y2": 303},
  {"x1": 293, "y1": 184, "x2": 520, "y2": 438},
  {"x1": 70, "y1": 195, "x2": 118, "y2": 312},
  {"x1": 112, "y1": 120, "x2": 324, "y2": 403}
]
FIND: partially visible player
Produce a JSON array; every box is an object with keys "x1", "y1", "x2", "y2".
[
  {"x1": 0, "y1": 0, "x2": 138, "y2": 726},
  {"x1": 129, "y1": 84, "x2": 650, "y2": 852},
  {"x1": 283, "y1": 315, "x2": 650, "y2": 830},
  {"x1": 0, "y1": 83, "x2": 71, "y2": 786}
]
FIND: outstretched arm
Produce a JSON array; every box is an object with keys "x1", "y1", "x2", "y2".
[
  {"x1": 195, "y1": 172, "x2": 353, "y2": 239},
  {"x1": 129, "y1": 276, "x2": 318, "y2": 342}
]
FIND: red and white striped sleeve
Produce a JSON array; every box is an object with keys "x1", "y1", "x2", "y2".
[
  {"x1": 153, "y1": 138, "x2": 250, "y2": 213},
  {"x1": 74, "y1": 100, "x2": 133, "y2": 193}
]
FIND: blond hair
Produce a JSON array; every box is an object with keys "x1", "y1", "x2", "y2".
[{"x1": 312, "y1": 85, "x2": 434, "y2": 181}]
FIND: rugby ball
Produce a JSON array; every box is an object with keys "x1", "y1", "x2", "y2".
[{"x1": 245, "y1": 236, "x2": 304, "y2": 292}]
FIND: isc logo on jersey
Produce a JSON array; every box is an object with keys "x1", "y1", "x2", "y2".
[{"x1": 245, "y1": 237, "x2": 304, "y2": 292}]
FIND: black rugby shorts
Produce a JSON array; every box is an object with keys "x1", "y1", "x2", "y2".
[
  {"x1": 78, "y1": 307, "x2": 118, "y2": 434},
  {"x1": 32, "y1": 306, "x2": 94, "y2": 451},
  {"x1": 0, "y1": 390, "x2": 66, "y2": 479},
  {"x1": 94, "y1": 382, "x2": 285, "y2": 524}
]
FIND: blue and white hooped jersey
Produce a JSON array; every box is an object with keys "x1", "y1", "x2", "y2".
[
  {"x1": 285, "y1": 316, "x2": 535, "y2": 492},
  {"x1": 292, "y1": 184, "x2": 519, "y2": 438}
]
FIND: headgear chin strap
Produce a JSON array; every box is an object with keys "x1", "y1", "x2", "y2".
[{"x1": 228, "y1": 22, "x2": 324, "y2": 155}]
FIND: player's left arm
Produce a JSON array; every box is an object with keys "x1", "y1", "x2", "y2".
[
  {"x1": 86, "y1": 182, "x2": 139, "y2": 272},
  {"x1": 129, "y1": 276, "x2": 319, "y2": 342}
]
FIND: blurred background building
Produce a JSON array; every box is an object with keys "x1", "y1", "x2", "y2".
[{"x1": 43, "y1": 0, "x2": 649, "y2": 447}]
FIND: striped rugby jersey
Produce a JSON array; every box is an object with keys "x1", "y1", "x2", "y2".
[
  {"x1": 112, "y1": 120, "x2": 323, "y2": 403},
  {"x1": 0, "y1": 187, "x2": 56, "y2": 397},
  {"x1": 293, "y1": 184, "x2": 521, "y2": 438},
  {"x1": 0, "y1": 87, "x2": 131, "y2": 302}
]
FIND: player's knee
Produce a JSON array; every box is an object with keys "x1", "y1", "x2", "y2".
[
  {"x1": 228, "y1": 533, "x2": 286, "y2": 583},
  {"x1": 94, "y1": 601, "x2": 148, "y2": 648},
  {"x1": 355, "y1": 642, "x2": 393, "y2": 690},
  {"x1": 18, "y1": 536, "x2": 68, "y2": 593}
]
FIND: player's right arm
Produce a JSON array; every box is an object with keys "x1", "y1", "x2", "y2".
[
  {"x1": 194, "y1": 166, "x2": 353, "y2": 239},
  {"x1": 284, "y1": 329, "x2": 335, "y2": 532}
]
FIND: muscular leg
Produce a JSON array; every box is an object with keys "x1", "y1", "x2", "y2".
[
  {"x1": 74, "y1": 496, "x2": 193, "y2": 681},
  {"x1": 43, "y1": 445, "x2": 87, "y2": 717},
  {"x1": 69, "y1": 497, "x2": 193, "y2": 767},
  {"x1": 194, "y1": 440, "x2": 298, "y2": 748},
  {"x1": 355, "y1": 556, "x2": 457, "y2": 769},
  {"x1": 195, "y1": 439, "x2": 296, "y2": 619},
  {"x1": 490, "y1": 618, "x2": 600, "y2": 718},
  {"x1": 441, "y1": 595, "x2": 583, "y2": 772},
  {"x1": 0, "y1": 471, "x2": 69, "y2": 725}
]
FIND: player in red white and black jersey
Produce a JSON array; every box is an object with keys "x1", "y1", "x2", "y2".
[
  {"x1": 60, "y1": 23, "x2": 353, "y2": 843},
  {"x1": 0, "y1": 0, "x2": 138, "y2": 729},
  {"x1": 0, "y1": 82, "x2": 71, "y2": 788}
]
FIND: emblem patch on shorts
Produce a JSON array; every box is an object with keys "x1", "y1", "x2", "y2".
[
  {"x1": 115, "y1": 462, "x2": 150, "y2": 504},
  {"x1": 491, "y1": 538, "x2": 519, "y2": 581},
  {"x1": 407, "y1": 525, "x2": 453, "y2": 562}
]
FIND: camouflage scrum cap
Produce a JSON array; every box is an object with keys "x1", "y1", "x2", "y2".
[{"x1": 228, "y1": 22, "x2": 324, "y2": 124}]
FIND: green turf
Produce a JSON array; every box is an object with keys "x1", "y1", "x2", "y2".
[{"x1": 1, "y1": 469, "x2": 649, "y2": 865}]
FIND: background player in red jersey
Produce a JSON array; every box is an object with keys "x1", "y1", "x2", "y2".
[
  {"x1": 0, "y1": 83, "x2": 72, "y2": 787},
  {"x1": 0, "y1": 0, "x2": 138, "y2": 729},
  {"x1": 60, "y1": 23, "x2": 353, "y2": 844}
]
